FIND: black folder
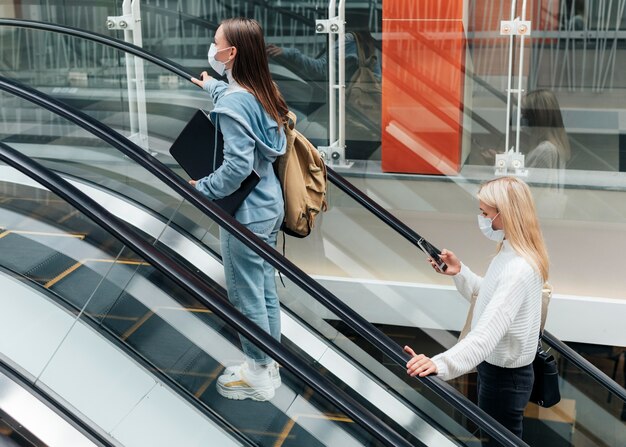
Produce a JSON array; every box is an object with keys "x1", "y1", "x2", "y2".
[{"x1": 169, "y1": 109, "x2": 259, "y2": 216}]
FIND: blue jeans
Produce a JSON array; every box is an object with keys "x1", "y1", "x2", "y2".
[
  {"x1": 477, "y1": 361, "x2": 534, "y2": 446},
  {"x1": 220, "y1": 213, "x2": 283, "y2": 365}
]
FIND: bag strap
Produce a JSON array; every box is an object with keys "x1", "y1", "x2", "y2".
[
  {"x1": 462, "y1": 282, "x2": 552, "y2": 344},
  {"x1": 212, "y1": 113, "x2": 220, "y2": 172},
  {"x1": 540, "y1": 282, "x2": 552, "y2": 334},
  {"x1": 537, "y1": 282, "x2": 553, "y2": 351},
  {"x1": 352, "y1": 32, "x2": 367, "y2": 69},
  {"x1": 285, "y1": 110, "x2": 297, "y2": 130}
]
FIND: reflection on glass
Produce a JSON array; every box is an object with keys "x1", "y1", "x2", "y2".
[
  {"x1": 521, "y1": 90, "x2": 569, "y2": 218},
  {"x1": 0, "y1": 172, "x2": 386, "y2": 447},
  {"x1": 268, "y1": 8, "x2": 382, "y2": 160}
]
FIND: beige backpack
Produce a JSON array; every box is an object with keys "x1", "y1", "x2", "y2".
[
  {"x1": 274, "y1": 111, "x2": 328, "y2": 237},
  {"x1": 345, "y1": 32, "x2": 382, "y2": 142}
]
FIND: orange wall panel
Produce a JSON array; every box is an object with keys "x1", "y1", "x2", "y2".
[
  {"x1": 382, "y1": 13, "x2": 466, "y2": 174},
  {"x1": 384, "y1": 1, "x2": 464, "y2": 20}
]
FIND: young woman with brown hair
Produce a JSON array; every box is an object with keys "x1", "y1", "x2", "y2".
[{"x1": 190, "y1": 17, "x2": 288, "y2": 402}]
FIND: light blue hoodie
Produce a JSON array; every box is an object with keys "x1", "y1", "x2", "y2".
[{"x1": 195, "y1": 72, "x2": 286, "y2": 224}]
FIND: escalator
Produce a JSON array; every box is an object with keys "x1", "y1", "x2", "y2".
[
  {"x1": 0, "y1": 84, "x2": 505, "y2": 446},
  {"x1": 0, "y1": 17, "x2": 625, "y2": 447},
  {"x1": 0, "y1": 141, "x2": 415, "y2": 447},
  {"x1": 0, "y1": 361, "x2": 108, "y2": 447}
]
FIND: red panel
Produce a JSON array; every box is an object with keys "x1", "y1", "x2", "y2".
[
  {"x1": 383, "y1": 1, "x2": 464, "y2": 20},
  {"x1": 382, "y1": 19, "x2": 465, "y2": 174},
  {"x1": 469, "y1": 0, "x2": 560, "y2": 33}
]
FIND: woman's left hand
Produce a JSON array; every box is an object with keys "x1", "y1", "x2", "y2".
[
  {"x1": 189, "y1": 179, "x2": 197, "y2": 187},
  {"x1": 404, "y1": 346, "x2": 438, "y2": 377},
  {"x1": 191, "y1": 71, "x2": 211, "y2": 88}
]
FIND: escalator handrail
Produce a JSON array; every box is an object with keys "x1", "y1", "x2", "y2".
[
  {"x1": 0, "y1": 357, "x2": 114, "y2": 447},
  {"x1": 4, "y1": 15, "x2": 622, "y2": 419},
  {"x1": 0, "y1": 29, "x2": 527, "y2": 444},
  {"x1": 0, "y1": 141, "x2": 415, "y2": 447},
  {"x1": 0, "y1": 18, "x2": 192, "y2": 80},
  {"x1": 542, "y1": 330, "x2": 626, "y2": 402},
  {"x1": 0, "y1": 264, "x2": 257, "y2": 447},
  {"x1": 325, "y1": 165, "x2": 626, "y2": 403},
  {"x1": 0, "y1": 72, "x2": 526, "y2": 447}
]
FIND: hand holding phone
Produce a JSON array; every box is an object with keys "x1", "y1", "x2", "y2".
[{"x1": 417, "y1": 237, "x2": 448, "y2": 272}]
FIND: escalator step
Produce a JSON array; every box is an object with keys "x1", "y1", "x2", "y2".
[
  {"x1": 0, "y1": 233, "x2": 76, "y2": 284},
  {"x1": 50, "y1": 261, "x2": 137, "y2": 321}
]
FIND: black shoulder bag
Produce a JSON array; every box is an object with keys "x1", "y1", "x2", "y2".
[{"x1": 530, "y1": 284, "x2": 561, "y2": 408}]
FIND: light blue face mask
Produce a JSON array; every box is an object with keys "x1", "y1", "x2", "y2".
[{"x1": 477, "y1": 213, "x2": 505, "y2": 242}]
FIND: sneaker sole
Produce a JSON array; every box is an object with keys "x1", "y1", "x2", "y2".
[
  {"x1": 216, "y1": 381, "x2": 274, "y2": 401},
  {"x1": 224, "y1": 365, "x2": 281, "y2": 389}
]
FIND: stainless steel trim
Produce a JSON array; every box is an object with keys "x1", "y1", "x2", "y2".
[
  {"x1": 0, "y1": 167, "x2": 460, "y2": 445},
  {"x1": 0, "y1": 370, "x2": 98, "y2": 447}
]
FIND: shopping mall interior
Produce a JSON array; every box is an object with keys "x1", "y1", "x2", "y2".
[{"x1": 0, "y1": 1, "x2": 625, "y2": 446}]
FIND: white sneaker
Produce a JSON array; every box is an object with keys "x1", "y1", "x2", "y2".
[
  {"x1": 217, "y1": 362, "x2": 275, "y2": 401},
  {"x1": 224, "y1": 361, "x2": 281, "y2": 389}
]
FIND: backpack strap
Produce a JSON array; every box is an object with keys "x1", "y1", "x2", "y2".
[
  {"x1": 352, "y1": 32, "x2": 367, "y2": 69},
  {"x1": 285, "y1": 110, "x2": 297, "y2": 130}
]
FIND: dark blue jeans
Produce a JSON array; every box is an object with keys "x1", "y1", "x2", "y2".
[{"x1": 477, "y1": 361, "x2": 534, "y2": 446}]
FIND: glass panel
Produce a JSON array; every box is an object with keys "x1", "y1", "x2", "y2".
[
  {"x1": 3, "y1": 4, "x2": 625, "y2": 445},
  {"x1": 0, "y1": 85, "x2": 485, "y2": 443},
  {"x1": 0, "y1": 88, "x2": 202, "y2": 244},
  {"x1": 7, "y1": 1, "x2": 382, "y2": 162},
  {"x1": 0, "y1": 165, "x2": 392, "y2": 447},
  {"x1": 0, "y1": 82, "x2": 484, "y2": 442},
  {"x1": 522, "y1": 348, "x2": 626, "y2": 447}
]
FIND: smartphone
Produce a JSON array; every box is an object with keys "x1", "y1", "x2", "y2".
[{"x1": 417, "y1": 237, "x2": 448, "y2": 272}]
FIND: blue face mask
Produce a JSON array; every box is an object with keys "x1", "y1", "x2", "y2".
[{"x1": 477, "y1": 213, "x2": 505, "y2": 242}]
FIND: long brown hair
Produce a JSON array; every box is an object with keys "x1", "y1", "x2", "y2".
[{"x1": 220, "y1": 17, "x2": 288, "y2": 125}]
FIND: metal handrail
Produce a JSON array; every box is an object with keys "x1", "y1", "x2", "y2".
[
  {"x1": 543, "y1": 330, "x2": 626, "y2": 403},
  {"x1": 4, "y1": 15, "x2": 622, "y2": 414},
  {"x1": 0, "y1": 359, "x2": 113, "y2": 447},
  {"x1": 0, "y1": 140, "x2": 414, "y2": 447},
  {"x1": 0, "y1": 45, "x2": 527, "y2": 447},
  {"x1": 0, "y1": 267, "x2": 256, "y2": 447}
]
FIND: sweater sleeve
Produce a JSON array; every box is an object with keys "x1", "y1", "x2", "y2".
[
  {"x1": 278, "y1": 47, "x2": 328, "y2": 81},
  {"x1": 453, "y1": 263, "x2": 483, "y2": 302},
  {"x1": 194, "y1": 114, "x2": 254, "y2": 200},
  {"x1": 432, "y1": 260, "x2": 535, "y2": 380},
  {"x1": 203, "y1": 78, "x2": 229, "y2": 103}
]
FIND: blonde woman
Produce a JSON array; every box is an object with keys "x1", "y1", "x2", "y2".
[
  {"x1": 522, "y1": 89, "x2": 570, "y2": 171},
  {"x1": 404, "y1": 176, "x2": 548, "y2": 444}
]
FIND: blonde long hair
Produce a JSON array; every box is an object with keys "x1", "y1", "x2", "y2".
[
  {"x1": 521, "y1": 90, "x2": 571, "y2": 163},
  {"x1": 478, "y1": 177, "x2": 549, "y2": 282}
]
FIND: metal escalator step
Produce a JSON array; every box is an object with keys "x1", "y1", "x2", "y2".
[
  {"x1": 49, "y1": 262, "x2": 132, "y2": 318},
  {"x1": 0, "y1": 232, "x2": 77, "y2": 284}
]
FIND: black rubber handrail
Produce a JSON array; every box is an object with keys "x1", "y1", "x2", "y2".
[
  {"x1": 543, "y1": 331, "x2": 626, "y2": 403},
  {"x1": 4, "y1": 18, "x2": 621, "y2": 414},
  {"x1": 0, "y1": 23, "x2": 527, "y2": 443},
  {"x1": 328, "y1": 166, "x2": 626, "y2": 406},
  {"x1": 0, "y1": 74, "x2": 525, "y2": 447},
  {"x1": 0, "y1": 141, "x2": 414, "y2": 447},
  {"x1": 0, "y1": 18, "x2": 191, "y2": 80},
  {"x1": 0, "y1": 267, "x2": 254, "y2": 447},
  {"x1": 0, "y1": 358, "x2": 113, "y2": 447}
]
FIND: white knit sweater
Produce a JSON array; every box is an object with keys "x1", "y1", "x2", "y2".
[{"x1": 432, "y1": 241, "x2": 543, "y2": 381}]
